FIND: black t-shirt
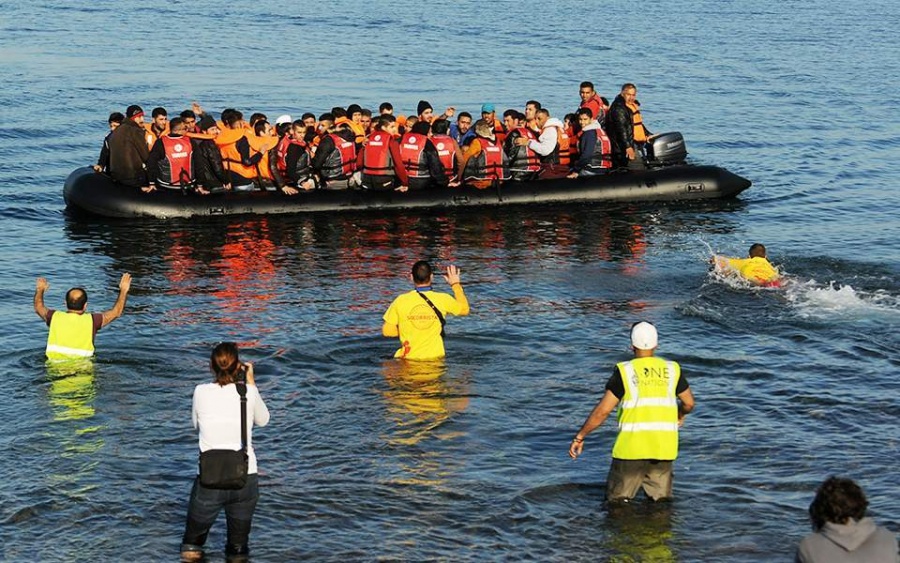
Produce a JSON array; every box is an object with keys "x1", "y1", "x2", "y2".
[{"x1": 605, "y1": 363, "x2": 689, "y2": 399}]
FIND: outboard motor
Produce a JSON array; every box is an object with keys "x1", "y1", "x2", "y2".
[{"x1": 644, "y1": 132, "x2": 687, "y2": 167}]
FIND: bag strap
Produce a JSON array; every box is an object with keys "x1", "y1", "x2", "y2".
[
  {"x1": 416, "y1": 291, "x2": 446, "y2": 337},
  {"x1": 236, "y1": 382, "x2": 248, "y2": 454}
]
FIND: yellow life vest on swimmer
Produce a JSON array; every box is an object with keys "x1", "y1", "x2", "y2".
[
  {"x1": 612, "y1": 357, "x2": 680, "y2": 460},
  {"x1": 46, "y1": 311, "x2": 95, "y2": 360}
]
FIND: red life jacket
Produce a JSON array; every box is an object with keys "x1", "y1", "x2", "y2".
[
  {"x1": 321, "y1": 133, "x2": 357, "y2": 179},
  {"x1": 362, "y1": 131, "x2": 394, "y2": 176},
  {"x1": 276, "y1": 135, "x2": 308, "y2": 174},
  {"x1": 160, "y1": 135, "x2": 193, "y2": 186},
  {"x1": 508, "y1": 127, "x2": 541, "y2": 172},
  {"x1": 399, "y1": 133, "x2": 429, "y2": 179},
  {"x1": 464, "y1": 136, "x2": 506, "y2": 181},
  {"x1": 430, "y1": 134, "x2": 456, "y2": 179},
  {"x1": 593, "y1": 128, "x2": 613, "y2": 169}
]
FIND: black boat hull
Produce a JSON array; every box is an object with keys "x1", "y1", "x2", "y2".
[{"x1": 63, "y1": 165, "x2": 751, "y2": 219}]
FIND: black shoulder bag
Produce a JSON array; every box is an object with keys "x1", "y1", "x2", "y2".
[
  {"x1": 198, "y1": 382, "x2": 249, "y2": 490},
  {"x1": 417, "y1": 291, "x2": 446, "y2": 337}
]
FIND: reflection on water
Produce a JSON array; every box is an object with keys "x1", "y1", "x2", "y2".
[
  {"x1": 44, "y1": 360, "x2": 104, "y2": 498},
  {"x1": 605, "y1": 502, "x2": 676, "y2": 563},
  {"x1": 380, "y1": 359, "x2": 470, "y2": 489}
]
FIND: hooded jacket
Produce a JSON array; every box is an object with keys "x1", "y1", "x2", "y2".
[
  {"x1": 108, "y1": 118, "x2": 150, "y2": 186},
  {"x1": 796, "y1": 517, "x2": 899, "y2": 563}
]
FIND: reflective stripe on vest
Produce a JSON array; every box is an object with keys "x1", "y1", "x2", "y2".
[
  {"x1": 321, "y1": 134, "x2": 357, "y2": 178},
  {"x1": 464, "y1": 137, "x2": 506, "y2": 181},
  {"x1": 611, "y1": 358, "x2": 680, "y2": 461},
  {"x1": 46, "y1": 311, "x2": 95, "y2": 360},
  {"x1": 399, "y1": 133, "x2": 429, "y2": 178},
  {"x1": 509, "y1": 127, "x2": 541, "y2": 172},
  {"x1": 363, "y1": 132, "x2": 394, "y2": 175},
  {"x1": 430, "y1": 135, "x2": 456, "y2": 178}
]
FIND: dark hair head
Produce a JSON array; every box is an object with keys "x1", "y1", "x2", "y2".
[
  {"x1": 412, "y1": 261, "x2": 433, "y2": 284},
  {"x1": 168, "y1": 117, "x2": 186, "y2": 133},
  {"x1": 621, "y1": 82, "x2": 637, "y2": 92},
  {"x1": 179, "y1": 109, "x2": 195, "y2": 120},
  {"x1": 221, "y1": 108, "x2": 243, "y2": 127},
  {"x1": 431, "y1": 118, "x2": 449, "y2": 135},
  {"x1": 125, "y1": 105, "x2": 144, "y2": 119},
  {"x1": 526, "y1": 100, "x2": 542, "y2": 110},
  {"x1": 411, "y1": 121, "x2": 431, "y2": 135},
  {"x1": 151, "y1": 107, "x2": 167, "y2": 118},
  {"x1": 502, "y1": 109, "x2": 518, "y2": 119},
  {"x1": 65, "y1": 288, "x2": 88, "y2": 311},
  {"x1": 318, "y1": 112, "x2": 335, "y2": 123},
  {"x1": 375, "y1": 114, "x2": 396, "y2": 130},
  {"x1": 809, "y1": 477, "x2": 868, "y2": 530},
  {"x1": 301, "y1": 112, "x2": 316, "y2": 122},
  {"x1": 749, "y1": 243, "x2": 766, "y2": 258},
  {"x1": 537, "y1": 108, "x2": 550, "y2": 118},
  {"x1": 331, "y1": 107, "x2": 347, "y2": 118},
  {"x1": 361, "y1": 108, "x2": 372, "y2": 118},
  {"x1": 457, "y1": 111, "x2": 472, "y2": 121},
  {"x1": 210, "y1": 342, "x2": 243, "y2": 386},
  {"x1": 576, "y1": 107, "x2": 594, "y2": 119},
  {"x1": 249, "y1": 112, "x2": 267, "y2": 126},
  {"x1": 347, "y1": 104, "x2": 362, "y2": 116},
  {"x1": 254, "y1": 120, "x2": 270, "y2": 136},
  {"x1": 276, "y1": 122, "x2": 291, "y2": 137},
  {"x1": 580, "y1": 81, "x2": 595, "y2": 90},
  {"x1": 379, "y1": 102, "x2": 393, "y2": 113},
  {"x1": 108, "y1": 112, "x2": 125, "y2": 124}
]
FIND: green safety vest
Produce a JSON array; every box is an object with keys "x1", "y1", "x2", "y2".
[
  {"x1": 46, "y1": 311, "x2": 95, "y2": 360},
  {"x1": 611, "y1": 357, "x2": 680, "y2": 460}
]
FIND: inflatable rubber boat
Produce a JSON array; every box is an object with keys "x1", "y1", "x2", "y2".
[
  {"x1": 64, "y1": 132, "x2": 751, "y2": 219},
  {"x1": 64, "y1": 164, "x2": 750, "y2": 219}
]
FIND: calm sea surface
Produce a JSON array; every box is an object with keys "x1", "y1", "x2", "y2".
[{"x1": 1, "y1": 0, "x2": 898, "y2": 561}]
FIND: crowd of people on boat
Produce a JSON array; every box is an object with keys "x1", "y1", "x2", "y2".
[{"x1": 93, "y1": 82, "x2": 657, "y2": 196}]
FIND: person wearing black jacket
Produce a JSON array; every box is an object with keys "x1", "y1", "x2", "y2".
[
  {"x1": 192, "y1": 115, "x2": 231, "y2": 193},
  {"x1": 605, "y1": 83, "x2": 651, "y2": 170},
  {"x1": 108, "y1": 105, "x2": 150, "y2": 189},
  {"x1": 405, "y1": 121, "x2": 449, "y2": 191},
  {"x1": 93, "y1": 112, "x2": 124, "y2": 173},
  {"x1": 311, "y1": 119, "x2": 357, "y2": 190}
]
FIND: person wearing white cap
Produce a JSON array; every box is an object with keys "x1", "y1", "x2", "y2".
[
  {"x1": 274, "y1": 114, "x2": 292, "y2": 126},
  {"x1": 568, "y1": 321, "x2": 695, "y2": 502}
]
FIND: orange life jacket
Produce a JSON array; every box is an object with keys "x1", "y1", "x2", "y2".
[
  {"x1": 215, "y1": 127, "x2": 257, "y2": 180},
  {"x1": 626, "y1": 101, "x2": 648, "y2": 143},
  {"x1": 399, "y1": 132, "x2": 429, "y2": 179},
  {"x1": 160, "y1": 135, "x2": 193, "y2": 186},
  {"x1": 246, "y1": 134, "x2": 279, "y2": 180}
]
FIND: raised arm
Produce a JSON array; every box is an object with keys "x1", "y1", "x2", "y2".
[
  {"x1": 443, "y1": 265, "x2": 469, "y2": 316},
  {"x1": 34, "y1": 277, "x2": 50, "y2": 321},
  {"x1": 100, "y1": 273, "x2": 132, "y2": 328}
]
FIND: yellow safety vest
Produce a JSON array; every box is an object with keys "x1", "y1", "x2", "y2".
[
  {"x1": 46, "y1": 311, "x2": 95, "y2": 360},
  {"x1": 611, "y1": 357, "x2": 680, "y2": 460}
]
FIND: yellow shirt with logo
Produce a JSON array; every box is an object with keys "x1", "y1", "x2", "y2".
[{"x1": 383, "y1": 289, "x2": 465, "y2": 360}]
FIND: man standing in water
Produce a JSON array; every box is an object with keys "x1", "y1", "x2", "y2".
[
  {"x1": 34, "y1": 274, "x2": 132, "y2": 360},
  {"x1": 568, "y1": 322, "x2": 694, "y2": 501},
  {"x1": 382, "y1": 261, "x2": 469, "y2": 360}
]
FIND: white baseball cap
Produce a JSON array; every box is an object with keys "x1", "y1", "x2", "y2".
[
  {"x1": 275, "y1": 114, "x2": 292, "y2": 125},
  {"x1": 631, "y1": 322, "x2": 658, "y2": 350}
]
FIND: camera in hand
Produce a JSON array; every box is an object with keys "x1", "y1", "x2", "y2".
[{"x1": 236, "y1": 364, "x2": 247, "y2": 383}]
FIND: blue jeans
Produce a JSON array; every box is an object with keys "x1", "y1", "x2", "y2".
[{"x1": 181, "y1": 474, "x2": 259, "y2": 557}]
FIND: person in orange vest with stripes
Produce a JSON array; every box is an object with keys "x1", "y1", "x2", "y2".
[{"x1": 607, "y1": 83, "x2": 653, "y2": 170}]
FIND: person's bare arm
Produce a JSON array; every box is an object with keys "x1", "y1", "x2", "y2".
[
  {"x1": 100, "y1": 273, "x2": 132, "y2": 328},
  {"x1": 677, "y1": 388, "x2": 695, "y2": 426},
  {"x1": 34, "y1": 277, "x2": 50, "y2": 321},
  {"x1": 443, "y1": 265, "x2": 469, "y2": 316},
  {"x1": 569, "y1": 390, "x2": 620, "y2": 459}
]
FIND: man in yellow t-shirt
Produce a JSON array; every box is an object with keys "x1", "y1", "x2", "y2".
[
  {"x1": 713, "y1": 243, "x2": 780, "y2": 286},
  {"x1": 382, "y1": 261, "x2": 470, "y2": 360}
]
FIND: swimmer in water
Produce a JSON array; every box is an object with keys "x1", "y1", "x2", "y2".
[{"x1": 713, "y1": 243, "x2": 781, "y2": 286}]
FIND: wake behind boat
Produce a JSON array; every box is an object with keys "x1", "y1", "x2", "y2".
[{"x1": 64, "y1": 163, "x2": 751, "y2": 219}]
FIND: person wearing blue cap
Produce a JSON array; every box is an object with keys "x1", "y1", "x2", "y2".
[{"x1": 481, "y1": 103, "x2": 505, "y2": 143}]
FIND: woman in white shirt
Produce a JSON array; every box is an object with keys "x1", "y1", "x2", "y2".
[{"x1": 180, "y1": 342, "x2": 270, "y2": 562}]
